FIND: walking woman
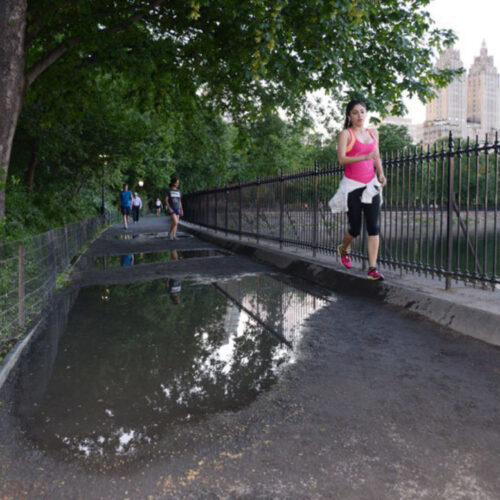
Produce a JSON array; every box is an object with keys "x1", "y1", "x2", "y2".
[
  {"x1": 155, "y1": 197, "x2": 163, "y2": 216},
  {"x1": 165, "y1": 178, "x2": 183, "y2": 240},
  {"x1": 131, "y1": 192, "x2": 143, "y2": 223},
  {"x1": 329, "y1": 99, "x2": 387, "y2": 280}
]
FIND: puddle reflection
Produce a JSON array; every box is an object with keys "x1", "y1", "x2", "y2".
[
  {"x1": 94, "y1": 249, "x2": 230, "y2": 268},
  {"x1": 13, "y1": 274, "x2": 330, "y2": 466},
  {"x1": 110, "y1": 232, "x2": 193, "y2": 240}
]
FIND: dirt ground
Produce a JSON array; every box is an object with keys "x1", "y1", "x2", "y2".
[{"x1": 1, "y1": 217, "x2": 499, "y2": 499}]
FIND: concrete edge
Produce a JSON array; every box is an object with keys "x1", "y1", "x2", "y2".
[
  {"x1": 180, "y1": 222, "x2": 500, "y2": 348},
  {"x1": 0, "y1": 317, "x2": 45, "y2": 391}
]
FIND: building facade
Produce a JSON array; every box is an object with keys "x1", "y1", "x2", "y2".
[
  {"x1": 426, "y1": 48, "x2": 467, "y2": 133},
  {"x1": 420, "y1": 43, "x2": 500, "y2": 145},
  {"x1": 467, "y1": 41, "x2": 500, "y2": 137}
]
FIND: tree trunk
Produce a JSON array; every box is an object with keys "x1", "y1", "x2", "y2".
[{"x1": 0, "y1": 0, "x2": 27, "y2": 221}]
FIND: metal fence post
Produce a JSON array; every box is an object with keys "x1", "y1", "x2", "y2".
[
  {"x1": 225, "y1": 188, "x2": 229, "y2": 236},
  {"x1": 446, "y1": 131, "x2": 455, "y2": 290},
  {"x1": 256, "y1": 177, "x2": 261, "y2": 242},
  {"x1": 214, "y1": 190, "x2": 218, "y2": 232},
  {"x1": 313, "y1": 162, "x2": 319, "y2": 257},
  {"x1": 238, "y1": 181, "x2": 242, "y2": 240},
  {"x1": 280, "y1": 168, "x2": 284, "y2": 250},
  {"x1": 206, "y1": 191, "x2": 210, "y2": 228},
  {"x1": 18, "y1": 245, "x2": 25, "y2": 328}
]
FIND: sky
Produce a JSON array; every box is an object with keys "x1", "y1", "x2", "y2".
[{"x1": 406, "y1": 0, "x2": 500, "y2": 124}]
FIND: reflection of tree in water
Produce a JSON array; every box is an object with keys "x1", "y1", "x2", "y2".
[
  {"x1": 218, "y1": 274, "x2": 328, "y2": 346},
  {"x1": 18, "y1": 276, "x2": 312, "y2": 467}
]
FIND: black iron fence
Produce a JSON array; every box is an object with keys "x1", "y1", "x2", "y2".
[
  {"x1": 184, "y1": 132, "x2": 499, "y2": 291},
  {"x1": 0, "y1": 212, "x2": 120, "y2": 348}
]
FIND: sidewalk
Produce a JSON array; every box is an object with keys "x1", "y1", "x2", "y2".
[{"x1": 180, "y1": 221, "x2": 500, "y2": 347}]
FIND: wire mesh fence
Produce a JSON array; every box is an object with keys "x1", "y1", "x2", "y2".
[
  {"x1": 184, "y1": 132, "x2": 499, "y2": 291},
  {"x1": 0, "y1": 212, "x2": 120, "y2": 348}
]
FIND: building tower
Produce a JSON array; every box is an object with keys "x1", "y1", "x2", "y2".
[
  {"x1": 467, "y1": 41, "x2": 500, "y2": 136},
  {"x1": 424, "y1": 48, "x2": 466, "y2": 144}
]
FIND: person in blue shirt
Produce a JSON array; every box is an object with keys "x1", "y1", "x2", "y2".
[
  {"x1": 118, "y1": 183, "x2": 133, "y2": 229},
  {"x1": 120, "y1": 253, "x2": 134, "y2": 266}
]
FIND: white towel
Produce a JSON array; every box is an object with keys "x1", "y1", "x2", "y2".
[{"x1": 328, "y1": 176, "x2": 382, "y2": 214}]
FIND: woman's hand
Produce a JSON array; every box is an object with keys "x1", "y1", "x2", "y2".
[
  {"x1": 378, "y1": 173, "x2": 387, "y2": 187},
  {"x1": 365, "y1": 151, "x2": 377, "y2": 161}
]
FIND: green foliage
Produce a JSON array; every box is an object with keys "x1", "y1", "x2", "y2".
[
  {"x1": 5, "y1": 0, "x2": 460, "y2": 237},
  {"x1": 228, "y1": 112, "x2": 313, "y2": 181},
  {"x1": 24, "y1": 0, "x2": 459, "y2": 116},
  {"x1": 377, "y1": 123, "x2": 414, "y2": 156}
]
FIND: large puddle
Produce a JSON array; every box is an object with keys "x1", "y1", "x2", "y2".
[
  {"x1": 12, "y1": 274, "x2": 330, "y2": 467},
  {"x1": 94, "y1": 249, "x2": 231, "y2": 268}
]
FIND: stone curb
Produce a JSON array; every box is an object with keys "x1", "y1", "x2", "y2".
[
  {"x1": 0, "y1": 317, "x2": 44, "y2": 391},
  {"x1": 180, "y1": 222, "x2": 500, "y2": 348}
]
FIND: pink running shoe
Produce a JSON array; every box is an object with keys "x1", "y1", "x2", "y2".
[
  {"x1": 337, "y1": 245, "x2": 353, "y2": 269},
  {"x1": 367, "y1": 268, "x2": 384, "y2": 280}
]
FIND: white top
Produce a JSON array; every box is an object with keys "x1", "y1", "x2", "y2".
[
  {"x1": 328, "y1": 176, "x2": 382, "y2": 214},
  {"x1": 132, "y1": 196, "x2": 142, "y2": 208}
]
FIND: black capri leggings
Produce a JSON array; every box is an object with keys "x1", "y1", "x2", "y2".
[{"x1": 347, "y1": 187, "x2": 381, "y2": 238}]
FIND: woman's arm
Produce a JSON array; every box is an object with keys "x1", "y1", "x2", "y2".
[
  {"x1": 371, "y1": 129, "x2": 386, "y2": 187},
  {"x1": 337, "y1": 129, "x2": 376, "y2": 165}
]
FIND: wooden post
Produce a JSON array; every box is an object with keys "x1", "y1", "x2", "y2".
[{"x1": 18, "y1": 245, "x2": 25, "y2": 327}]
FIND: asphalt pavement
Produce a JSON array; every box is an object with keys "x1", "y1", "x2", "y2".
[{"x1": 0, "y1": 216, "x2": 498, "y2": 499}]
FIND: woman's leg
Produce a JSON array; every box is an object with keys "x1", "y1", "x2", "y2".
[
  {"x1": 342, "y1": 188, "x2": 364, "y2": 252},
  {"x1": 363, "y1": 194, "x2": 381, "y2": 269},
  {"x1": 340, "y1": 232, "x2": 355, "y2": 253},
  {"x1": 170, "y1": 214, "x2": 179, "y2": 236},
  {"x1": 367, "y1": 236, "x2": 380, "y2": 268}
]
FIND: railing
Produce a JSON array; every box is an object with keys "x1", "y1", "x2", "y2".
[
  {"x1": 183, "y1": 132, "x2": 499, "y2": 291},
  {"x1": 0, "y1": 212, "x2": 119, "y2": 348}
]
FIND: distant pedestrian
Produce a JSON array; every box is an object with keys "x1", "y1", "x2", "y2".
[
  {"x1": 155, "y1": 197, "x2": 163, "y2": 216},
  {"x1": 165, "y1": 178, "x2": 183, "y2": 240},
  {"x1": 329, "y1": 99, "x2": 387, "y2": 280},
  {"x1": 131, "y1": 192, "x2": 143, "y2": 223},
  {"x1": 120, "y1": 253, "x2": 134, "y2": 266},
  {"x1": 119, "y1": 183, "x2": 133, "y2": 230}
]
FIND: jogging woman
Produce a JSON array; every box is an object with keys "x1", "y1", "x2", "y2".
[
  {"x1": 329, "y1": 99, "x2": 387, "y2": 280},
  {"x1": 165, "y1": 178, "x2": 183, "y2": 240}
]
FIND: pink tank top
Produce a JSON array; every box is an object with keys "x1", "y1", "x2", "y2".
[{"x1": 344, "y1": 128, "x2": 376, "y2": 183}]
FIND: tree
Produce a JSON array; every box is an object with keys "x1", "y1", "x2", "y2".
[
  {"x1": 377, "y1": 123, "x2": 414, "y2": 156},
  {"x1": 1, "y1": 0, "x2": 460, "y2": 221},
  {"x1": 229, "y1": 112, "x2": 311, "y2": 181}
]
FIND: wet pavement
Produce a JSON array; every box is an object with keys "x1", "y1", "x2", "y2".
[{"x1": 0, "y1": 216, "x2": 499, "y2": 499}]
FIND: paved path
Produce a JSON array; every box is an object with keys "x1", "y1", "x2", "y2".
[{"x1": 0, "y1": 216, "x2": 499, "y2": 499}]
